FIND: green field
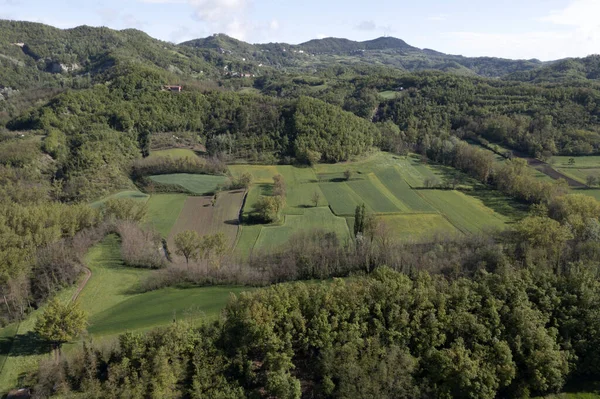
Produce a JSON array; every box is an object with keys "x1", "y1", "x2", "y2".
[
  {"x1": 319, "y1": 181, "x2": 367, "y2": 215},
  {"x1": 146, "y1": 193, "x2": 187, "y2": 237},
  {"x1": 420, "y1": 190, "x2": 508, "y2": 234},
  {"x1": 552, "y1": 156, "x2": 600, "y2": 168},
  {"x1": 149, "y1": 173, "x2": 229, "y2": 194},
  {"x1": 0, "y1": 235, "x2": 252, "y2": 393},
  {"x1": 229, "y1": 152, "x2": 519, "y2": 252},
  {"x1": 90, "y1": 189, "x2": 150, "y2": 208},
  {"x1": 235, "y1": 225, "x2": 263, "y2": 256},
  {"x1": 556, "y1": 167, "x2": 600, "y2": 185},
  {"x1": 378, "y1": 90, "x2": 401, "y2": 99},
  {"x1": 229, "y1": 165, "x2": 279, "y2": 184},
  {"x1": 254, "y1": 207, "x2": 350, "y2": 251},
  {"x1": 378, "y1": 214, "x2": 460, "y2": 240},
  {"x1": 376, "y1": 168, "x2": 436, "y2": 212},
  {"x1": 347, "y1": 177, "x2": 405, "y2": 213},
  {"x1": 148, "y1": 148, "x2": 199, "y2": 160}
]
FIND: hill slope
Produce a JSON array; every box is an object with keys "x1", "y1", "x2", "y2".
[{"x1": 506, "y1": 55, "x2": 600, "y2": 83}]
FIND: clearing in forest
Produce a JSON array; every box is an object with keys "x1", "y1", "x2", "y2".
[{"x1": 148, "y1": 148, "x2": 199, "y2": 160}]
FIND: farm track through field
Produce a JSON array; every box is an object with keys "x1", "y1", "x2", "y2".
[
  {"x1": 509, "y1": 149, "x2": 586, "y2": 188},
  {"x1": 527, "y1": 158, "x2": 585, "y2": 188},
  {"x1": 71, "y1": 266, "x2": 92, "y2": 302}
]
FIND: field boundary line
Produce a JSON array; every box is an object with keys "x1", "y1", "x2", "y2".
[{"x1": 231, "y1": 190, "x2": 248, "y2": 250}]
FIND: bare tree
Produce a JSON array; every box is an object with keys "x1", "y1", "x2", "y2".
[{"x1": 311, "y1": 191, "x2": 321, "y2": 207}]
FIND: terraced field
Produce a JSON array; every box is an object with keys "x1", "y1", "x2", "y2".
[{"x1": 320, "y1": 182, "x2": 366, "y2": 215}]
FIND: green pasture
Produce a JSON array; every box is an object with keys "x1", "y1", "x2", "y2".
[
  {"x1": 146, "y1": 193, "x2": 187, "y2": 237},
  {"x1": 319, "y1": 181, "x2": 368, "y2": 216},
  {"x1": 378, "y1": 90, "x2": 401, "y2": 99},
  {"x1": 420, "y1": 190, "x2": 508, "y2": 234},
  {"x1": 379, "y1": 214, "x2": 460, "y2": 240},
  {"x1": 347, "y1": 177, "x2": 404, "y2": 213},
  {"x1": 0, "y1": 235, "x2": 253, "y2": 393},
  {"x1": 555, "y1": 167, "x2": 600, "y2": 184},
  {"x1": 149, "y1": 173, "x2": 229, "y2": 195},
  {"x1": 228, "y1": 165, "x2": 279, "y2": 184},
  {"x1": 376, "y1": 168, "x2": 436, "y2": 212},
  {"x1": 254, "y1": 207, "x2": 350, "y2": 251},
  {"x1": 551, "y1": 156, "x2": 600, "y2": 168},
  {"x1": 88, "y1": 285, "x2": 248, "y2": 336},
  {"x1": 148, "y1": 148, "x2": 198, "y2": 160},
  {"x1": 235, "y1": 225, "x2": 263, "y2": 256},
  {"x1": 90, "y1": 189, "x2": 150, "y2": 208}
]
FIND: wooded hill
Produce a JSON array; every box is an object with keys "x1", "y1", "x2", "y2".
[{"x1": 2, "y1": 18, "x2": 600, "y2": 96}]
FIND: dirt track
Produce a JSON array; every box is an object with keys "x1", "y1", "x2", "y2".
[
  {"x1": 524, "y1": 158, "x2": 586, "y2": 188},
  {"x1": 71, "y1": 266, "x2": 92, "y2": 302}
]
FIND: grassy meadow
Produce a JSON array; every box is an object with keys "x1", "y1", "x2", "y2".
[
  {"x1": 0, "y1": 235, "x2": 252, "y2": 393},
  {"x1": 149, "y1": 173, "x2": 229, "y2": 195},
  {"x1": 148, "y1": 148, "x2": 199, "y2": 160}
]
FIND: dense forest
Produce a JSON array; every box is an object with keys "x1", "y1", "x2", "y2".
[{"x1": 4, "y1": 18, "x2": 600, "y2": 398}]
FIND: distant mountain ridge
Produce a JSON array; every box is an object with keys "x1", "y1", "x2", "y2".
[{"x1": 1, "y1": 19, "x2": 600, "y2": 92}]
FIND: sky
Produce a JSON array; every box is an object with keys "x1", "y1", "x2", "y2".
[{"x1": 1, "y1": 0, "x2": 599, "y2": 61}]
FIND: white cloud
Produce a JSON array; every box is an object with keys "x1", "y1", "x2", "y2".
[
  {"x1": 445, "y1": 31, "x2": 570, "y2": 60},
  {"x1": 427, "y1": 14, "x2": 447, "y2": 22},
  {"x1": 270, "y1": 19, "x2": 279, "y2": 31},
  {"x1": 138, "y1": 0, "x2": 187, "y2": 3},
  {"x1": 444, "y1": 0, "x2": 600, "y2": 60},
  {"x1": 541, "y1": 0, "x2": 600, "y2": 28},
  {"x1": 356, "y1": 20, "x2": 376, "y2": 31}
]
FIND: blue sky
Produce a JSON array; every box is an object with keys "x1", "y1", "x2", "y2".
[{"x1": 1, "y1": 0, "x2": 599, "y2": 61}]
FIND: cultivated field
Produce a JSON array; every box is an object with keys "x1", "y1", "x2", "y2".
[
  {"x1": 146, "y1": 193, "x2": 187, "y2": 237},
  {"x1": 254, "y1": 207, "x2": 350, "y2": 251},
  {"x1": 148, "y1": 148, "x2": 199, "y2": 160},
  {"x1": 377, "y1": 214, "x2": 459, "y2": 240},
  {"x1": 419, "y1": 190, "x2": 508, "y2": 234},
  {"x1": 228, "y1": 152, "x2": 518, "y2": 253},
  {"x1": 149, "y1": 173, "x2": 229, "y2": 194},
  {"x1": 167, "y1": 190, "x2": 245, "y2": 252}
]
